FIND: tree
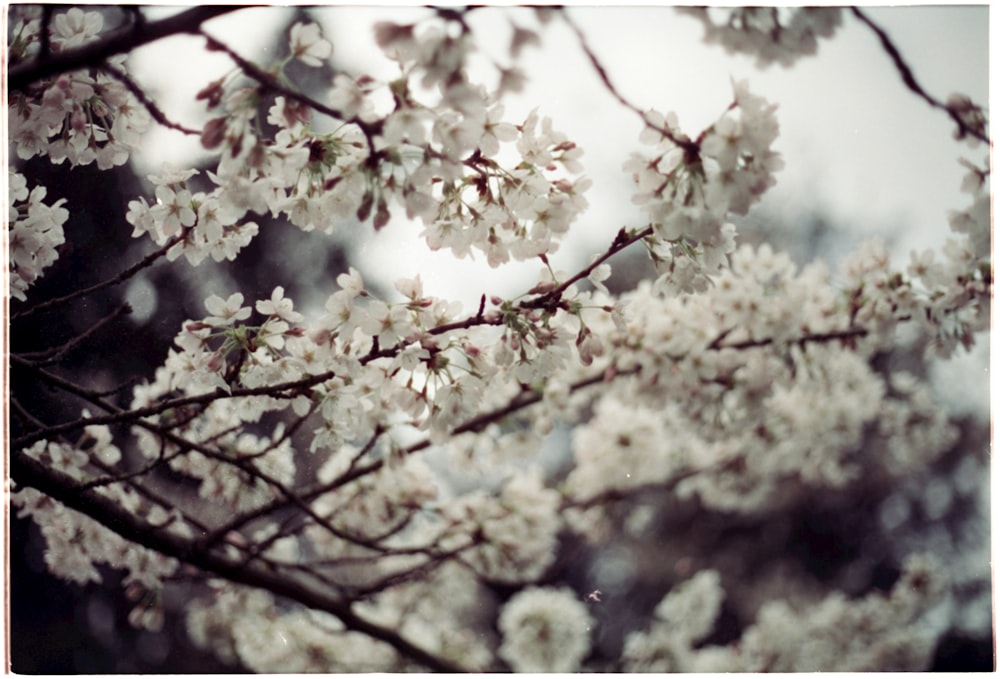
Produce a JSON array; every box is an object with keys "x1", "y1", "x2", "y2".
[{"x1": 6, "y1": 4, "x2": 992, "y2": 672}]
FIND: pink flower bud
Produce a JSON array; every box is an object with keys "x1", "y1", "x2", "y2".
[
  {"x1": 195, "y1": 79, "x2": 225, "y2": 108},
  {"x1": 200, "y1": 117, "x2": 227, "y2": 149}
]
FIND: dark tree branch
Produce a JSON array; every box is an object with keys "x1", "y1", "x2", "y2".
[
  {"x1": 15, "y1": 302, "x2": 133, "y2": 366},
  {"x1": 851, "y1": 6, "x2": 990, "y2": 146},
  {"x1": 38, "y1": 5, "x2": 53, "y2": 61},
  {"x1": 10, "y1": 449, "x2": 468, "y2": 673},
  {"x1": 708, "y1": 326, "x2": 869, "y2": 351},
  {"x1": 560, "y1": 9, "x2": 701, "y2": 155},
  {"x1": 199, "y1": 31, "x2": 384, "y2": 145},
  {"x1": 9, "y1": 6, "x2": 248, "y2": 92},
  {"x1": 13, "y1": 234, "x2": 184, "y2": 320}
]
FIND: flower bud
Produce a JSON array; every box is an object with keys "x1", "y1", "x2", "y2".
[
  {"x1": 200, "y1": 117, "x2": 227, "y2": 149},
  {"x1": 195, "y1": 79, "x2": 225, "y2": 108}
]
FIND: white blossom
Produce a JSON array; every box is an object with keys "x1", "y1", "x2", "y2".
[{"x1": 499, "y1": 586, "x2": 594, "y2": 672}]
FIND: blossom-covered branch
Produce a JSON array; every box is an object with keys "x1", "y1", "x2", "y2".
[
  {"x1": 10, "y1": 450, "x2": 469, "y2": 672},
  {"x1": 7, "y1": 5, "x2": 990, "y2": 673},
  {"x1": 8, "y1": 6, "x2": 245, "y2": 91}
]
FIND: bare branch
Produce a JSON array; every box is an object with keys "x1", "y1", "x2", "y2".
[
  {"x1": 850, "y1": 6, "x2": 990, "y2": 146},
  {"x1": 15, "y1": 302, "x2": 133, "y2": 366},
  {"x1": 13, "y1": 234, "x2": 184, "y2": 320},
  {"x1": 561, "y1": 9, "x2": 701, "y2": 155},
  {"x1": 101, "y1": 62, "x2": 201, "y2": 135}
]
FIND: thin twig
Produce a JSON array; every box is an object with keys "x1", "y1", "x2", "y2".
[
  {"x1": 13, "y1": 235, "x2": 183, "y2": 320},
  {"x1": 15, "y1": 302, "x2": 133, "y2": 366},
  {"x1": 850, "y1": 6, "x2": 990, "y2": 146},
  {"x1": 101, "y1": 62, "x2": 200, "y2": 135},
  {"x1": 522, "y1": 226, "x2": 653, "y2": 311},
  {"x1": 709, "y1": 326, "x2": 869, "y2": 351},
  {"x1": 11, "y1": 396, "x2": 49, "y2": 433},
  {"x1": 560, "y1": 9, "x2": 701, "y2": 155}
]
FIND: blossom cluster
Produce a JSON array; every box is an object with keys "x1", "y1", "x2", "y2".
[
  {"x1": 624, "y1": 554, "x2": 946, "y2": 671},
  {"x1": 840, "y1": 157, "x2": 991, "y2": 359},
  {"x1": 625, "y1": 79, "x2": 783, "y2": 294},
  {"x1": 177, "y1": 15, "x2": 591, "y2": 269},
  {"x1": 125, "y1": 165, "x2": 260, "y2": 265},
  {"x1": 9, "y1": 8, "x2": 151, "y2": 169},
  {"x1": 186, "y1": 584, "x2": 400, "y2": 672},
  {"x1": 8, "y1": 170, "x2": 69, "y2": 300},
  {"x1": 678, "y1": 7, "x2": 843, "y2": 68},
  {"x1": 564, "y1": 243, "x2": 959, "y2": 513},
  {"x1": 498, "y1": 586, "x2": 594, "y2": 672}
]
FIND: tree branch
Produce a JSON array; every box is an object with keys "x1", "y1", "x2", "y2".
[
  {"x1": 561, "y1": 9, "x2": 701, "y2": 155},
  {"x1": 522, "y1": 226, "x2": 653, "y2": 310},
  {"x1": 10, "y1": 449, "x2": 468, "y2": 673},
  {"x1": 8, "y1": 6, "x2": 248, "y2": 91},
  {"x1": 15, "y1": 302, "x2": 133, "y2": 366},
  {"x1": 850, "y1": 6, "x2": 990, "y2": 146},
  {"x1": 199, "y1": 31, "x2": 384, "y2": 145},
  {"x1": 13, "y1": 234, "x2": 184, "y2": 320}
]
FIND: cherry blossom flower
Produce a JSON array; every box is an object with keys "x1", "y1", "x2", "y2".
[
  {"x1": 204, "y1": 292, "x2": 252, "y2": 327},
  {"x1": 52, "y1": 7, "x2": 103, "y2": 49},
  {"x1": 256, "y1": 286, "x2": 305, "y2": 323},
  {"x1": 289, "y1": 22, "x2": 333, "y2": 67}
]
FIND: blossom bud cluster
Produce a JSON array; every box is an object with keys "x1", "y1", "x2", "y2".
[
  {"x1": 625, "y1": 554, "x2": 945, "y2": 671},
  {"x1": 8, "y1": 171, "x2": 69, "y2": 301},
  {"x1": 678, "y1": 7, "x2": 843, "y2": 68},
  {"x1": 9, "y1": 8, "x2": 151, "y2": 169},
  {"x1": 625, "y1": 80, "x2": 783, "y2": 293}
]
